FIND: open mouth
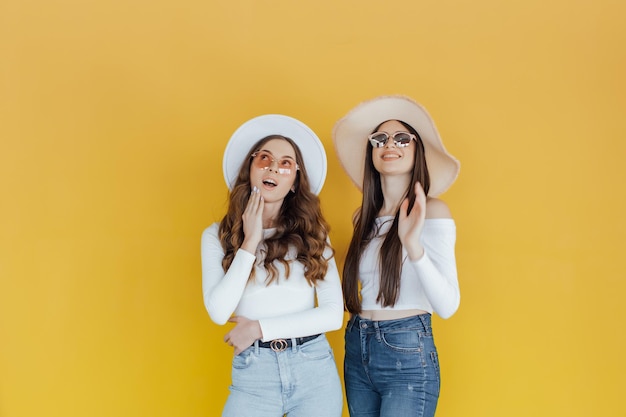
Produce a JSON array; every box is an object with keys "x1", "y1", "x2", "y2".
[{"x1": 262, "y1": 178, "x2": 277, "y2": 188}]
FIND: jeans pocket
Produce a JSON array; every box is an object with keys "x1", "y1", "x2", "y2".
[
  {"x1": 231, "y1": 348, "x2": 255, "y2": 370},
  {"x1": 299, "y1": 340, "x2": 334, "y2": 361},
  {"x1": 381, "y1": 330, "x2": 422, "y2": 353}
]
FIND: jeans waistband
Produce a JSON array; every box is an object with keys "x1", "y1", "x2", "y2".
[{"x1": 347, "y1": 313, "x2": 431, "y2": 332}]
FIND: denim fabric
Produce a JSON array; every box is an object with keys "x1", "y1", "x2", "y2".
[
  {"x1": 222, "y1": 334, "x2": 343, "y2": 417},
  {"x1": 344, "y1": 314, "x2": 441, "y2": 417}
]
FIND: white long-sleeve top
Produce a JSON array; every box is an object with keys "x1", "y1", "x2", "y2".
[
  {"x1": 359, "y1": 217, "x2": 460, "y2": 319},
  {"x1": 201, "y1": 223, "x2": 344, "y2": 341}
]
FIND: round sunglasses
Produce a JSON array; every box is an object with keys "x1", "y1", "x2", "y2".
[{"x1": 368, "y1": 131, "x2": 416, "y2": 148}]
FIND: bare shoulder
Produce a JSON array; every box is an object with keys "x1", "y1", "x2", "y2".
[{"x1": 425, "y1": 197, "x2": 453, "y2": 219}]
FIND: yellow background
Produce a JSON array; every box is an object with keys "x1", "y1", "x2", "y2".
[{"x1": 1, "y1": 0, "x2": 625, "y2": 416}]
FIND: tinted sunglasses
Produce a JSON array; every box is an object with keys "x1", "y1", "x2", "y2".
[
  {"x1": 250, "y1": 151, "x2": 299, "y2": 175},
  {"x1": 368, "y1": 131, "x2": 416, "y2": 148}
]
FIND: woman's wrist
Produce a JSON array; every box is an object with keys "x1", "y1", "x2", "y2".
[
  {"x1": 240, "y1": 239, "x2": 258, "y2": 255},
  {"x1": 405, "y1": 244, "x2": 425, "y2": 261}
]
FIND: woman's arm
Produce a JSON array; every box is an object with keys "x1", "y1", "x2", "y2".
[
  {"x1": 201, "y1": 224, "x2": 256, "y2": 325},
  {"x1": 409, "y1": 218, "x2": 460, "y2": 319}
]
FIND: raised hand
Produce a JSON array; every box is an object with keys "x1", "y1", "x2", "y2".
[
  {"x1": 223, "y1": 316, "x2": 263, "y2": 356},
  {"x1": 398, "y1": 182, "x2": 427, "y2": 261},
  {"x1": 240, "y1": 186, "x2": 264, "y2": 254}
]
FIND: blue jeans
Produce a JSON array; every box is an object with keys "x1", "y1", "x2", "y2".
[
  {"x1": 344, "y1": 314, "x2": 441, "y2": 417},
  {"x1": 222, "y1": 334, "x2": 343, "y2": 417}
]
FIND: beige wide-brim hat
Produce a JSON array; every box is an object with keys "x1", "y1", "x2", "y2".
[
  {"x1": 223, "y1": 114, "x2": 327, "y2": 195},
  {"x1": 332, "y1": 95, "x2": 460, "y2": 197}
]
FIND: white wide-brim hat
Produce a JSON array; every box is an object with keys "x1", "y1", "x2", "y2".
[
  {"x1": 223, "y1": 114, "x2": 327, "y2": 195},
  {"x1": 332, "y1": 95, "x2": 460, "y2": 197}
]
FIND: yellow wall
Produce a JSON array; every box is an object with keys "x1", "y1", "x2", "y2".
[{"x1": 1, "y1": 0, "x2": 625, "y2": 416}]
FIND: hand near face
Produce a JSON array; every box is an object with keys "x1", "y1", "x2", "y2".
[
  {"x1": 398, "y1": 182, "x2": 426, "y2": 261},
  {"x1": 240, "y1": 187, "x2": 264, "y2": 254},
  {"x1": 224, "y1": 316, "x2": 262, "y2": 356}
]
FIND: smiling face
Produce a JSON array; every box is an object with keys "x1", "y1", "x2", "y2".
[
  {"x1": 249, "y1": 138, "x2": 298, "y2": 204},
  {"x1": 371, "y1": 120, "x2": 416, "y2": 178}
]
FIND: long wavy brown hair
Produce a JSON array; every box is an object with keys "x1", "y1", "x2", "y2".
[
  {"x1": 342, "y1": 120, "x2": 430, "y2": 314},
  {"x1": 218, "y1": 135, "x2": 333, "y2": 286}
]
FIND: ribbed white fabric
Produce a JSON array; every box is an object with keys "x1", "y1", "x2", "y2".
[{"x1": 201, "y1": 223, "x2": 344, "y2": 341}]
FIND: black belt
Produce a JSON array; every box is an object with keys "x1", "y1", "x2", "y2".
[{"x1": 257, "y1": 334, "x2": 320, "y2": 352}]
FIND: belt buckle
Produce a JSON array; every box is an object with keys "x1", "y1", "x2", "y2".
[{"x1": 269, "y1": 339, "x2": 288, "y2": 352}]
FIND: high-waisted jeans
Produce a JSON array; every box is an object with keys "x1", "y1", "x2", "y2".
[
  {"x1": 344, "y1": 314, "x2": 441, "y2": 417},
  {"x1": 222, "y1": 333, "x2": 342, "y2": 417}
]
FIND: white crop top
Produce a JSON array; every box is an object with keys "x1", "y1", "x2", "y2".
[
  {"x1": 359, "y1": 217, "x2": 460, "y2": 319},
  {"x1": 201, "y1": 223, "x2": 344, "y2": 341}
]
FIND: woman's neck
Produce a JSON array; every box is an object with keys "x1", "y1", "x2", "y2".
[
  {"x1": 262, "y1": 201, "x2": 281, "y2": 228},
  {"x1": 378, "y1": 174, "x2": 410, "y2": 217}
]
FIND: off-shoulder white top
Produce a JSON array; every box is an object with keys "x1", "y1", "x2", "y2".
[{"x1": 359, "y1": 217, "x2": 460, "y2": 319}]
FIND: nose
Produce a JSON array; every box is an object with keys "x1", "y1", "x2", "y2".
[
  {"x1": 267, "y1": 159, "x2": 279, "y2": 172},
  {"x1": 384, "y1": 138, "x2": 397, "y2": 148}
]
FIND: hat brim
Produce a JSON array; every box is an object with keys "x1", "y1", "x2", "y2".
[
  {"x1": 332, "y1": 95, "x2": 460, "y2": 197},
  {"x1": 223, "y1": 114, "x2": 327, "y2": 195}
]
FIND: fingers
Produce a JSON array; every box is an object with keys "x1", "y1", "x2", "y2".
[
  {"x1": 225, "y1": 317, "x2": 245, "y2": 352},
  {"x1": 245, "y1": 186, "x2": 262, "y2": 213},
  {"x1": 399, "y1": 198, "x2": 410, "y2": 221},
  {"x1": 409, "y1": 182, "x2": 426, "y2": 216},
  {"x1": 257, "y1": 192, "x2": 264, "y2": 214},
  {"x1": 223, "y1": 317, "x2": 236, "y2": 344},
  {"x1": 400, "y1": 182, "x2": 425, "y2": 218},
  {"x1": 414, "y1": 181, "x2": 426, "y2": 202},
  {"x1": 224, "y1": 334, "x2": 243, "y2": 356},
  {"x1": 242, "y1": 187, "x2": 263, "y2": 238},
  {"x1": 224, "y1": 330, "x2": 236, "y2": 350}
]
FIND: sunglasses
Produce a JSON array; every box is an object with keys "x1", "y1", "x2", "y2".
[
  {"x1": 250, "y1": 151, "x2": 299, "y2": 175},
  {"x1": 368, "y1": 131, "x2": 416, "y2": 148}
]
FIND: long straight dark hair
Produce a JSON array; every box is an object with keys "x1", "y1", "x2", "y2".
[{"x1": 342, "y1": 121, "x2": 430, "y2": 314}]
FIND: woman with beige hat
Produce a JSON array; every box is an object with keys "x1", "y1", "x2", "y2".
[
  {"x1": 202, "y1": 114, "x2": 344, "y2": 416},
  {"x1": 333, "y1": 96, "x2": 461, "y2": 417}
]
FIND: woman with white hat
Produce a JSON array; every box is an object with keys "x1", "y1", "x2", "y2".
[
  {"x1": 333, "y1": 96, "x2": 461, "y2": 417},
  {"x1": 201, "y1": 115, "x2": 344, "y2": 416}
]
